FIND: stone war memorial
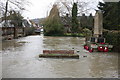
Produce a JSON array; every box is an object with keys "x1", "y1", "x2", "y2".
[
  {"x1": 94, "y1": 10, "x2": 103, "y2": 37},
  {"x1": 84, "y1": 10, "x2": 113, "y2": 52}
]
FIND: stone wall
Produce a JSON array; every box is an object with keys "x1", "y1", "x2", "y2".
[{"x1": 1, "y1": 27, "x2": 25, "y2": 40}]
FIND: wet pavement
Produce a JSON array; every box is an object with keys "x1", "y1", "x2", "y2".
[{"x1": 1, "y1": 35, "x2": 118, "y2": 78}]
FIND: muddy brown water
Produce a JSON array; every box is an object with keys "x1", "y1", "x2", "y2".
[{"x1": 1, "y1": 35, "x2": 118, "y2": 78}]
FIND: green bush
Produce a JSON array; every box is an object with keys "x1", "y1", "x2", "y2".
[
  {"x1": 82, "y1": 28, "x2": 92, "y2": 37},
  {"x1": 43, "y1": 18, "x2": 64, "y2": 36},
  {"x1": 104, "y1": 31, "x2": 120, "y2": 52},
  {"x1": 43, "y1": 5, "x2": 64, "y2": 36},
  {"x1": 64, "y1": 33, "x2": 84, "y2": 37}
]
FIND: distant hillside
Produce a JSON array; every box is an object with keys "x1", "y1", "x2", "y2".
[{"x1": 31, "y1": 18, "x2": 45, "y2": 25}]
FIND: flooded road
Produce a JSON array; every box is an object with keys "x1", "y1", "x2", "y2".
[{"x1": 2, "y1": 35, "x2": 118, "y2": 78}]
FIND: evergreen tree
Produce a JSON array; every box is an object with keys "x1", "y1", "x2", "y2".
[
  {"x1": 43, "y1": 5, "x2": 64, "y2": 36},
  {"x1": 71, "y1": 3, "x2": 79, "y2": 33},
  {"x1": 98, "y1": 2, "x2": 120, "y2": 30},
  {"x1": 9, "y1": 10, "x2": 23, "y2": 27}
]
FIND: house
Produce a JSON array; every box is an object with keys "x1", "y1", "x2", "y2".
[
  {"x1": 0, "y1": 20, "x2": 15, "y2": 27},
  {"x1": 22, "y1": 19, "x2": 32, "y2": 27},
  {"x1": 61, "y1": 16, "x2": 72, "y2": 33},
  {"x1": 61, "y1": 13, "x2": 94, "y2": 33},
  {"x1": 79, "y1": 13, "x2": 94, "y2": 29}
]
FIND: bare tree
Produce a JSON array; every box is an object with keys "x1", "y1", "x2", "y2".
[
  {"x1": 0, "y1": 0, "x2": 5, "y2": 18},
  {"x1": 55, "y1": 0, "x2": 96, "y2": 17},
  {"x1": 0, "y1": 0, "x2": 29, "y2": 26},
  {"x1": 1, "y1": 0, "x2": 29, "y2": 15}
]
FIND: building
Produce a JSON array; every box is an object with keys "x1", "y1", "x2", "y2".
[{"x1": 61, "y1": 13, "x2": 94, "y2": 33}]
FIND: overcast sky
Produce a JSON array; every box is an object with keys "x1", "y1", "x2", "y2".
[
  {"x1": 22, "y1": 0, "x2": 104, "y2": 19},
  {"x1": 23, "y1": 0, "x2": 56, "y2": 19}
]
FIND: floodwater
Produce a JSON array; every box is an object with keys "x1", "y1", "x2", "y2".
[{"x1": 1, "y1": 35, "x2": 118, "y2": 78}]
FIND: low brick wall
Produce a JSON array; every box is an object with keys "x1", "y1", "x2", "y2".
[{"x1": 43, "y1": 50, "x2": 74, "y2": 54}]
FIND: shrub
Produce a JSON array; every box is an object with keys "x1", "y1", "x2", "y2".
[
  {"x1": 43, "y1": 5, "x2": 64, "y2": 36},
  {"x1": 82, "y1": 28, "x2": 92, "y2": 37},
  {"x1": 104, "y1": 30, "x2": 120, "y2": 52}
]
